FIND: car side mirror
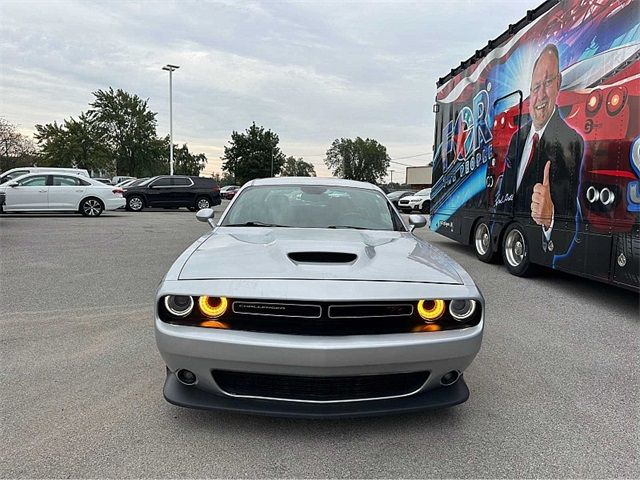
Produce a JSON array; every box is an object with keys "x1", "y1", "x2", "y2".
[
  {"x1": 8, "y1": 182, "x2": 19, "y2": 188},
  {"x1": 196, "y1": 208, "x2": 216, "y2": 228},
  {"x1": 408, "y1": 214, "x2": 427, "y2": 231}
]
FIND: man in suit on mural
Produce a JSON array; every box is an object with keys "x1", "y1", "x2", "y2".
[{"x1": 500, "y1": 43, "x2": 584, "y2": 265}]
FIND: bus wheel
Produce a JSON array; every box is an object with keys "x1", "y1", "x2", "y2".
[
  {"x1": 473, "y1": 220, "x2": 498, "y2": 263},
  {"x1": 502, "y1": 223, "x2": 533, "y2": 276}
]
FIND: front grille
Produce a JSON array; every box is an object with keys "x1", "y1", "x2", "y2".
[
  {"x1": 228, "y1": 299, "x2": 418, "y2": 335},
  {"x1": 212, "y1": 370, "x2": 429, "y2": 402}
]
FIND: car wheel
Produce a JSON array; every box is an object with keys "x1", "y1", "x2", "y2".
[
  {"x1": 187, "y1": 206, "x2": 197, "y2": 212},
  {"x1": 501, "y1": 223, "x2": 533, "y2": 276},
  {"x1": 196, "y1": 196, "x2": 211, "y2": 210},
  {"x1": 420, "y1": 202, "x2": 430, "y2": 214},
  {"x1": 127, "y1": 195, "x2": 144, "y2": 212},
  {"x1": 473, "y1": 220, "x2": 499, "y2": 263},
  {"x1": 80, "y1": 198, "x2": 104, "y2": 217}
]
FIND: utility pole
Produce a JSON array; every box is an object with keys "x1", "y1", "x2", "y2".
[{"x1": 162, "y1": 64, "x2": 180, "y2": 175}]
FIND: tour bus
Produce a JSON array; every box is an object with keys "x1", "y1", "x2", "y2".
[{"x1": 430, "y1": 0, "x2": 639, "y2": 291}]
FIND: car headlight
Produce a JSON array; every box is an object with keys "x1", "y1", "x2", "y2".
[
  {"x1": 417, "y1": 299, "x2": 445, "y2": 321},
  {"x1": 449, "y1": 299, "x2": 477, "y2": 321},
  {"x1": 198, "y1": 296, "x2": 229, "y2": 318},
  {"x1": 164, "y1": 295, "x2": 194, "y2": 317}
]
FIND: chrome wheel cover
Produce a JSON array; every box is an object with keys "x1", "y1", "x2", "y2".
[
  {"x1": 505, "y1": 229, "x2": 525, "y2": 267},
  {"x1": 129, "y1": 197, "x2": 143, "y2": 211},
  {"x1": 475, "y1": 223, "x2": 490, "y2": 256},
  {"x1": 197, "y1": 198, "x2": 210, "y2": 209},
  {"x1": 83, "y1": 199, "x2": 102, "y2": 216}
]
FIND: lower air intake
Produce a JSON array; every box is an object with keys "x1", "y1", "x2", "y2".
[{"x1": 212, "y1": 370, "x2": 429, "y2": 402}]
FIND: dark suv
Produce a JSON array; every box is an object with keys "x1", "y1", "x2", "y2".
[{"x1": 124, "y1": 175, "x2": 221, "y2": 212}]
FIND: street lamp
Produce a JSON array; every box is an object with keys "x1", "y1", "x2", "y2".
[{"x1": 162, "y1": 64, "x2": 180, "y2": 175}]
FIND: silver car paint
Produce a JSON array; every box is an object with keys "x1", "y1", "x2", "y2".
[{"x1": 155, "y1": 177, "x2": 484, "y2": 408}]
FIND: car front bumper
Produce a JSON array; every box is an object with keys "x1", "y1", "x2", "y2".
[{"x1": 155, "y1": 313, "x2": 483, "y2": 416}]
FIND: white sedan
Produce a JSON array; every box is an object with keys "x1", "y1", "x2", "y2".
[{"x1": 0, "y1": 172, "x2": 125, "y2": 216}]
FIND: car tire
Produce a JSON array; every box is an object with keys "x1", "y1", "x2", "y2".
[
  {"x1": 501, "y1": 223, "x2": 534, "y2": 276},
  {"x1": 473, "y1": 220, "x2": 499, "y2": 263},
  {"x1": 420, "y1": 202, "x2": 430, "y2": 214},
  {"x1": 127, "y1": 195, "x2": 144, "y2": 212},
  {"x1": 187, "y1": 206, "x2": 197, "y2": 212},
  {"x1": 195, "y1": 196, "x2": 211, "y2": 210},
  {"x1": 80, "y1": 198, "x2": 104, "y2": 217}
]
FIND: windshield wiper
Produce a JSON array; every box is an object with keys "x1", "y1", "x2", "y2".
[
  {"x1": 224, "y1": 221, "x2": 291, "y2": 228},
  {"x1": 327, "y1": 225, "x2": 369, "y2": 230}
]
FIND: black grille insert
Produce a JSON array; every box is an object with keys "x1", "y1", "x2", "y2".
[{"x1": 212, "y1": 370, "x2": 430, "y2": 402}]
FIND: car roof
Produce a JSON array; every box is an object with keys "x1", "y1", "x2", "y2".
[{"x1": 247, "y1": 177, "x2": 380, "y2": 191}]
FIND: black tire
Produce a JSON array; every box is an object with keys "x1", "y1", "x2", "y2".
[
  {"x1": 80, "y1": 197, "x2": 104, "y2": 217},
  {"x1": 473, "y1": 220, "x2": 499, "y2": 263},
  {"x1": 187, "y1": 206, "x2": 197, "y2": 212},
  {"x1": 126, "y1": 195, "x2": 144, "y2": 212},
  {"x1": 195, "y1": 196, "x2": 211, "y2": 210},
  {"x1": 501, "y1": 222, "x2": 533, "y2": 276},
  {"x1": 420, "y1": 201, "x2": 430, "y2": 214},
  {"x1": 400, "y1": 208, "x2": 411, "y2": 214}
]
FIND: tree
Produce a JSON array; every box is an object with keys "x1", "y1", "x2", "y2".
[
  {"x1": 221, "y1": 122, "x2": 286, "y2": 184},
  {"x1": 0, "y1": 118, "x2": 37, "y2": 171},
  {"x1": 88, "y1": 87, "x2": 161, "y2": 177},
  {"x1": 281, "y1": 156, "x2": 316, "y2": 177},
  {"x1": 172, "y1": 142, "x2": 207, "y2": 176},
  {"x1": 35, "y1": 113, "x2": 112, "y2": 173},
  {"x1": 212, "y1": 171, "x2": 236, "y2": 186},
  {"x1": 325, "y1": 137, "x2": 390, "y2": 183}
]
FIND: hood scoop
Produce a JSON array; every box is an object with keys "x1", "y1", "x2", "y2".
[{"x1": 288, "y1": 251, "x2": 357, "y2": 264}]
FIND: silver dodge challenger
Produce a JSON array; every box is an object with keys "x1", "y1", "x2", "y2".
[{"x1": 155, "y1": 177, "x2": 484, "y2": 417}]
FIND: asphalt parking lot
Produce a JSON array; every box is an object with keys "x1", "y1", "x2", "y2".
[{"x1": 1, "y1": 203, "x2": 638, "y2": 478}]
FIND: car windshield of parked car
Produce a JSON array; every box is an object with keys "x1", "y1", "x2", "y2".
[
  {"x1": 0, "y1": 170, "x2": 31, "y2": 184},
  {"x1": 221, "y1": 185, "x2": 398, "y2": 230},
  {"x1": 387, "y1": 191, "x2": 410, "y2": 199},
  {"x1": 415, "y1": 188, "x2": 431, "y2": 197}
]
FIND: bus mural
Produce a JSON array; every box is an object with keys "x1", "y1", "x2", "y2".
[{"x1": 431, "y1": 0, "x2": 639, "y2": 290}]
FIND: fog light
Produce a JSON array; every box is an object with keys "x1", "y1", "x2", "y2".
[
  {"x1": 176, "y1": 369, "x2": 197, "y2": 385},
  {"x1": 417, "y1": 299, "x2": 445, "y2": 321},
  {"x1": 164, "y1": 295, "x2": 194, "y2": 317},
  {"x1": 198, "y1": 296, "x2": 228, "y2": 318},
  {"x1": 449, "y1": 299, "x2": 477, "y2": 321}
]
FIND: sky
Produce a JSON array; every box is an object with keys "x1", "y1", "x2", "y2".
[{"x1": 1, "y1": 0, "x2": 540, "y2": 183}]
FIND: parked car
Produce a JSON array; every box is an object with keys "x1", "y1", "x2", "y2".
[
  {"x1": 387, "y1": 190, "x2": 416, "y2": 208},
  {"x1": 0, "y1": 167, "x2": 90, "y2": 185},
  {"x1": 398, "y1": 188, "x2": 431, "y2": 214},
  {"x1": 220, "y1": 185, "x2": 240, "y2": 200},
  {"x1": 155, "y1": 177, "x2": 484, "y2": 417},
  {"x1": 114, "y1": 178, "x2": 138, "y2": 187},
  {"x1": 124, "y1": 175, "x2": 221, "y2": 212},
  {"x1": 93, "y1": 177, "x2": 113, "y2": 185},
  {"x1": 0, "y1": 172, "x2": 125, "y2": 216},
  {"x1": 112, "y1": 175, "x2": 135, "y2": 185}
]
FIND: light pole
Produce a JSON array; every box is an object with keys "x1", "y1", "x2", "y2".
[{"x1": 162, "y1": 64, "x2": 180, "y2": 175}]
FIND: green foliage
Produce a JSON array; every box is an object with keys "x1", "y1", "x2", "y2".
[
  {"x1": 88, "y1": 88, "x2": 161, "y2": 177},
  {"x1": 281, "y1": 156, "x2": 316, "y2": 177},
  {"x1": 212, "y1": 171, "x2": 236, "y2": 186},
  {"x1": 221, "y1": 122, "x2": 286, "y2": 184},
  {"x1": 172, "y1": 142, "x2": 207, "y2": 176},
  {"x1": 0, "y1": 118, "x2": 37, "y2": 171},
  {"x1": 35, "y1": 112, "x2": 112, "y2": 172},
  {"x1": 325, "y1": 137, "x2": 390, "y2": 183}
]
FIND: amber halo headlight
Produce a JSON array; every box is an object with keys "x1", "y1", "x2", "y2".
[
  {"x1": 198, "y1": 296, "x2": 228, "y2": 318},
  {"x1": 164, "y1": 295, "x2": 194, "y2": 317},
  {"x1": 449, "y1": 299, "x2": 477, "y2": 321},
  {"x1": 417, "y1": 299, "x2": 445, "y2": 321}
]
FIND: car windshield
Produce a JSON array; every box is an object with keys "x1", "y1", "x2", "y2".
[
  {"x1": 0, "y1": 171, "x2": 30, "y2": 184},
  {"x1": 415, "y1": 188, "x2": 431, "y2": 196},
  {"x1": 134, "y1": 177, "x2": 153, "y2": 187},
  {"x1": 221, "y1": 185, "x2": 398, "y2": 231}
]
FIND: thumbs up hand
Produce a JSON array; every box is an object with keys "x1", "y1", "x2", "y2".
[{"x1": 531, "y1": 161, "x2": 554, "y2": 228}]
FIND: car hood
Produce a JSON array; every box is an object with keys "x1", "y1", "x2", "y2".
[{"x1": 178, "y1": 227, "x2": 463, "y2": 285}]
